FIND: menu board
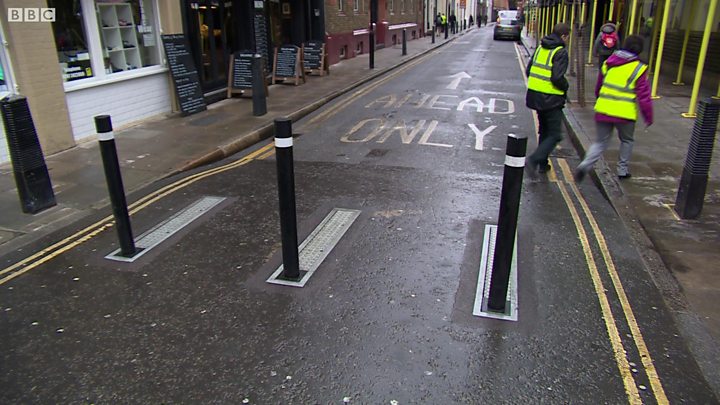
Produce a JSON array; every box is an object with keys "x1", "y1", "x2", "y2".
[
  {"x1": 230, "y1": 51, "x2": 254, "y2": 89},
  {"x1": 302, "y1": 41, "x2": 328, "y2": 76},
  {"x1": 253, "y1": 13, "x2": 270, "y2": 71},
  {"x1": 161, "y1": 34, "x2": 206, "y2": 115},
  {"x1": 272, "y1": 45, "x2": 305, "y2": 85},
  {"x1": 303, "y1": 41, "x2": 322, "y2": 70},
  {"x1": 274, "y1": 45, "x2": 298, "y2": 77}
]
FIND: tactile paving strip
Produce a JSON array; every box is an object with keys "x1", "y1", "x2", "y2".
[
  {"x1": 105, "y1": 196, "x2": 226, "y2": 262},
  {"x1": 267, "y1": 208, "x2": 361, "y2": 287},
  {"x1": 473, "y1": 224, "x2": 518, "y2": 321}
]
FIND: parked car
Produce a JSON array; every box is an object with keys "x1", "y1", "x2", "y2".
[{"x1": 493, "y1": 17, "x2": 522, "y2": 41}]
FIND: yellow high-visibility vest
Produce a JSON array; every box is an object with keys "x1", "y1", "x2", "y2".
[
  {"x1": 594, "y1": 61, "x2": 647, "y2": 121},
  {"x1": 527, "y1": 46, "x2": 565, "y2": 95}
]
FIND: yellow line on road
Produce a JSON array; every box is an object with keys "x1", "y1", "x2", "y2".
[
  {"x1": 558, "y1": 158, "x2": 669, "y2": 404},
  {"x1": 306, "y1": 52, "x2": 435, "y2": 126},
  {"x1": 553, "y1": 160, "x2": 642, "y2": 404},
  {"x1": 0, "y1": 143, "x2": 275, "y2": 285}
]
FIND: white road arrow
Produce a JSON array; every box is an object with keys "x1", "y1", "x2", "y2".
[{"x1": 446, "y1": 72, "x2": 472, "y2": 90}]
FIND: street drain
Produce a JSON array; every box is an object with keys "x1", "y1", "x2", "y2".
[
  {"x1": 105, "y1": 196, "x2": 226, "y2": 262},
  {"x1": 473, "y1": 224, "x2": 518, "y2": 321},
  {"x1": 267, "y1": 208, "x2": 361, "y2": 287}
]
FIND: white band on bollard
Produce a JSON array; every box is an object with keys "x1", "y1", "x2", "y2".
[
  {"x1": 275, "y1": 137, "x2": 293, "y2": 148},
  {"x1": 98, "y1": 131, "x2": 115, "y2": 141},
  {"x1": 505, "y1": 155, "x2": 525, "y2": 167}
]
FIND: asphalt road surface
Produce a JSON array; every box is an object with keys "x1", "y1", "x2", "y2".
[{"x1": 1, "y1": 29, "x2": 717, "y2": 403}]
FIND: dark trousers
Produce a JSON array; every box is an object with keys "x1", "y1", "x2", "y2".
[{"x1": 529, "y1": 107, "x2": 564, "y2": 168}]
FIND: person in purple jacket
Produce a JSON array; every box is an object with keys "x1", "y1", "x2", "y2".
[{"x1": 574, "y1": 35, "x2": 653, "y2": 181}]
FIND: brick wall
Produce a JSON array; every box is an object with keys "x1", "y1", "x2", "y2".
[
  {"x1": 325, "y1": 0, "x2": 423, "y2": 64},
  {"x1": 0, "y1": 0, "x2": 75, "y2": 156}
]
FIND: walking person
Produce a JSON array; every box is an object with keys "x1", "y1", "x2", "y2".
[
  {"x1": 525, "y1": 23, "x2": 571, "y2": 176},
  {"x1": 575, "y1": 35, "x2": 653, "y2": 181},
  {"x1": 593, "y1": 21, "x2": 620, "y2": 67}
]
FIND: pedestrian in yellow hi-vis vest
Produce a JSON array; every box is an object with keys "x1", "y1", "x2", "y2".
[
  {"x1": 525, "y1": 23, "x2": 570, "y2": 177},
  {"x1": 574, "y1": 35, "x2": 653, "y2": 182}
]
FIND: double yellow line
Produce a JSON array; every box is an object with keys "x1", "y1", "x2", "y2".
[
  {"x1": 551, "y1": 159, "x2": 668, "y2": 404},
  {"x1": 0, "y1": 143, "x2": 275, "y2": 285},
  {"x1": 514, "y1": 40, "x2": 666, "y2": 403}
]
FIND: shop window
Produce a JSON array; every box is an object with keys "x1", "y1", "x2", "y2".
[
  {"x1": 50, "y1": 0, "x2": 94, "y2": 82},
  {"x1": 96, "y1": 0, "x2": 160, "y2": 74},
  {"x1": 49, "y1": 0, "x2": 161, "y2": 84}
]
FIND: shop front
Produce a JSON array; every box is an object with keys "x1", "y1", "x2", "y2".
[
  {"x1": 47, "y1": 0, "x2": 173, "y2": 140},
  {"x1": 182, "y1": 0, "x2": 321, "y2": 101}
]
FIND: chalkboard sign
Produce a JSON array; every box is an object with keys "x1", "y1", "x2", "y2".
[
  {"x1": 230, "y1": 52, "x2": 254, "y2": 88},
  {"x1": 161, "y1": 34, "x2": 206, "y2": 115},
  {"x1": 272, "y1": 45, "x2": 305, "y2": 85},
  {"x1": 227, "y1": 51, "x2": 269, "y2": 98},
  {"x1": 302, "y1": 41, "x2": 329, "y2": 76},
  {"x1": 253, "y1": 13, "x2": 269, "y2": 72}
]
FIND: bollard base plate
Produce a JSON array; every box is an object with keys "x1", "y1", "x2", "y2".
[
  {"x1": 105, "y1": 196, "x2": 226, "y2": 262},
  {"x1": 267, "y1": 208, "x2": 360, "y2": 287},
  {"x1": 472, "y1": 224, "x2": 518, "y2": 321}
]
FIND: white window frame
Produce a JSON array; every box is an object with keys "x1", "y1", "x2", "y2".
[
  {"x1": 389, "y1": 0, "x2": 394, "y2": 12},
  {"x1": 0, "y1": 21, "x2": 17, "y2": 99},
  {"x1": 353, "y1": 0, "x2": 359, "y2": 12},
  {"x1": 338, "y1": 0, "x2": 344, "y2": 12},
  {"x1": 60, "y1": 0, "x2": 165, "y2": 92}
]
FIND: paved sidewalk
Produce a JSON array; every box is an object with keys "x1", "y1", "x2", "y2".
[
  {"x1": 521, "y1": 31, "x2": 720, "y2": 390},
  {"x1": 0, "y1": 30, "x2": 465, "y2": 257}
]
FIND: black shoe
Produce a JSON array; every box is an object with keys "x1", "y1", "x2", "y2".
[
  {"x1": 574, "y1": 169, "x2": 586, "y2": 182},
  {"x1": 538, "y1": 163, "x2": 552, "y2": 173},
  {"x1": 618, "y1": 173, "x2": 632, "y2": 179}
]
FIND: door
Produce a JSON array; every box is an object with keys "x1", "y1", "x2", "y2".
[{"x1": 187, "y1": 0, "x2": 235, "y2": 95}]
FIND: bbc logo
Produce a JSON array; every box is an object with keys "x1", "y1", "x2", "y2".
[{"x1": 8, "y1": 8, "x2": 56, "y2": 22}]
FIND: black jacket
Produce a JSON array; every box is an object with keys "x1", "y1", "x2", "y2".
[{"x1": 525, "y1": 33, "x2": 569, "y2": 111}]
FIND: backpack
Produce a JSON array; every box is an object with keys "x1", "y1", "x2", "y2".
[{"x1": 601, "y1": 31, "x2": 618, "y2": 49}]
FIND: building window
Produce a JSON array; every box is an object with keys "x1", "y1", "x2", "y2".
[
  {"x1": 50, "y1": 0, "x2": 94, "y2": 82},
  {"x1": 401, "y1": 0, "x2": 405, "y2": 13},
  {"x1": 354, "y1": 0, "x2": 359, "y2": 12},
  {"x1": 49, "y1": 0, "x2": 161, "y2": 84},
  {"x1": 389, "y1": 0, "x2": 394, "y2": 12},
  {"x1": 338, "y1": 0, "x2": 344, "y2": 12},
  {"x1": 97, "y1": 0, "x2": 160, "y2": 73}
]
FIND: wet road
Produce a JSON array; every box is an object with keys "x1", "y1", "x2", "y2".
[{"x1": 1, "y1": 29, "x2": 718, "y2": 403}]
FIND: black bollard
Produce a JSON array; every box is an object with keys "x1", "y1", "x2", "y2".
[
  {"x1": 432, "y1": 24, "x2": 436, "y2": 43},
  {"x1": 369, "y1": 22, "x2": 376, "y2": 69},
  {"x1": 675, "y1": 98, "x2": 720, "y2": 219},
  {"x1": 445, "y1": 23, "x2": 449, "y2": 39},
  {"x1": 251, "y1": 54, "x2": 267, "y2": 116},
  {"x1": 274, "y1": 118, "x2": 300, "y2": 279},
  {"x1": 488, "y1": 133, "x2": 528, "y2": 311},
  {"x1": 402, "y1": 29, "x2": 407, "y2": 55},
  {"x1": 95, "y1": 115, "x2": 136, "y2": 257}
]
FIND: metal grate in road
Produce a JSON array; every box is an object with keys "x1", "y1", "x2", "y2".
[
  {"x1": 105, "y1": 196, "x2": 226, "y2": 262},
  {"x1": 473, "y1": 224, "x2": 518, "y2": 321},
  {"x1": 267, "y1": 208, "x2": 361, "y2": 287}
]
